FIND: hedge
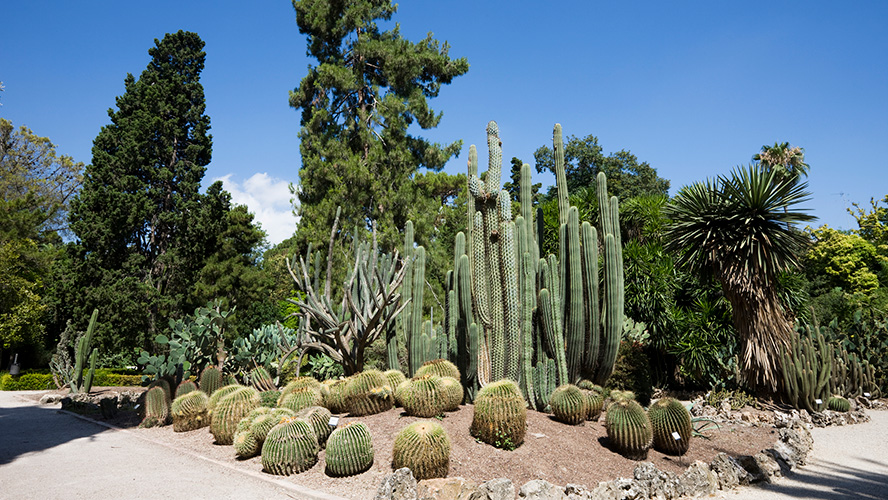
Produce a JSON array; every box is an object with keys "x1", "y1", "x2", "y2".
[{"x1": 0, "y1": 369, "x2": 143, "y2": 391}]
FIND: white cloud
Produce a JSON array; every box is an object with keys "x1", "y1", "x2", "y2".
[{"x1": 214, "y1": 173, "x2": 298, "y2": 246}]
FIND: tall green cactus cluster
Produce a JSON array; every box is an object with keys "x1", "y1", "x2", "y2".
[{"x1": 68, "y1": 308, "x2": 99, "y2": 394}]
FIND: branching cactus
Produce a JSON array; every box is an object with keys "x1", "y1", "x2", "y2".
[
  {"x1": 780, "y1": 326, "x2": 832, "y2": 412},
  {"x1": 549, "y1": 384, "x2": 589, "y2": 425},
  {"x1": 210, "y1": 386, "x2": 261, "y2": 445},
  {"x1": 401, "y1": 375, "x2": 448, "y2": 418},
  {"x1": 140, "y1": 386, "x2": 171, "y2": 428},
  {"x1": 470, "y1": 379, "x2": 526, "y2": 449},
  {"x1": 199, "y1": 366, "x2": 224, "y2": 396},
  {"x1": 648, "y1": 397, "x2": 692, "y2": 455},
  {"x1": 392, "y1": 421, "x2": 451, "y2": 480},
  {"x1": 261, "y1": 417, "x2": 320, "y2": 475},
  {"x1": 325, "y1": 422, "x2": 374, "y2": 477},
  {"x1": 344, "y1": 370, "x2": 394, "y2": 416},
  {"x1": 606, "y1": 399, "x2": 652, "y2": 460},
  {"x1": 295, "y1": 405, "x2": 333, "y2": 447},
  {"x1": 171, "y1": 389, "x2": 210, "y2": 432}
]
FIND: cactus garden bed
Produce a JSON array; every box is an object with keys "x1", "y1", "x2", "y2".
[{"x1": 32, "y1": 386, "x2": 776, "y2": 500}]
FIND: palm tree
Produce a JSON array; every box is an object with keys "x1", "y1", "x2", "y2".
[
  {"x1": 753, "y1": 142, "x2": 809, "y2": 182},
  {"x1": 663, "y1": 165, "x2": 815, "y2": 394}
]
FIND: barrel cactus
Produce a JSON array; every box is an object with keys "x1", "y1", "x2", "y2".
[
  {"x1": 279, "y1": 386, "x2": 324, "y2": 413},
  {"x1": 344, "y1": 370, "x2": 394, "y2": 416},
  {"x1": 199, "y1": 366, "x2": 224, "y2": 396},
  {"x1": 175, "y1": 380, "x2": 198, "y2": 399},
  {"x1": 470, "y1": 379, "x2": 526, "y2": 450},
  {"x1": 280, "y1": 376, "x2": 322, "y2": 397},
  {"x1": 828, "y1": 395, "x2": 850, "y2": 412},
  {"x1": 394, "y1": 380, "x2": 410, "y2": 407},
  {"x1": 401, "y1": 375, "x2": 448, "y2": 418},
  {"x1": 648, "y1": 397, "x2": 691, "y2": 455},
  {"x1": 233, "y1": 407, "x2": 272, "y2": 458},
  {"x1": 583, "y1": 389, "x2": 605, "y2": 421},
  {"x1": 210, "y1": 386, "x2": 261, "y2": 445},
  {"x1": 148, "y1": 378, "x2": 172, "y2": 402},
  {"x1": 605, "y1": 398, "x2": 652, "y2": 460},
  {"x1": 261, "y1": 417, "x2": 320, "y2": 475},
  {"x1": 383, "y1": 370, "x2": 407, "y2": 394},
  {"x1": 610, "y1": 390, "x2": 636, "y2": 402},
  {"x1": 392, "y1": 421, "x2": 450, "y2": 480},
  {"x1": 140, "y1": 385, "x2": 171, "y2": 428},
  {"x1": 171, "y1": 389, "x2": 210, "y2": 432},
  {"x1": 295, "y1": 405, "x2": 333, "y2": 447},
  {"x1": 325, "y1": 422, "x2": 374, "y2": 477},
  {"x1": 322, "y1": 379, "x2": 349, "y2": 414},
  {"x1": 440, "y1": 376, "x2": 464, "y2": 411},
  {"x1": 207, "y1": 384, "x2": 244, "y2": 412},
  {"x1": 549, "y1": 385, "x2": 589, "y2": 425},
  {"x1": 415, "y1": 359, "x2": 461, "y2": 381}
]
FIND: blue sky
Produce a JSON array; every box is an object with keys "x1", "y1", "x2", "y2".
[{"x1": 2, "y1": 1, "x2": 886, "y2": 245}]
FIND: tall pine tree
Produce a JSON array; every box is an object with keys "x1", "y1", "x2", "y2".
[{"x1": 289, "y1": 0, "x2": 469, "y2": 261}]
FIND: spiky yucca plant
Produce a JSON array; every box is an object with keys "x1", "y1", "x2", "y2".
[{"x1": 392, "y1": 421, "x2": 450, "y2": 480}]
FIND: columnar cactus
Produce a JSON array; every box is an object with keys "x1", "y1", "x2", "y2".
[
  {"x1": 261, "y1": 417, "x2": 320, "y2": 475},
  {"x1": 210, "y1": 386, "x2": 261, "y2": 445},
  {"x1": 325, "y1": 422, "x2": 374, "y2": 477},
  {"x1": 648, "y1": 397, "x2": 692, "y2": 455},
  {"x1": 392, "y1": 421, "x2": 450, "y2": 480},
  {"x1": 605, "y1": 399, "x2": 653, "y2": 460},
  {"x1": 549, "y1": 384, "x2": 589, "y2": 425},
  {"x1": 199, "y1": 366, "x2": 224, "y2": 396},
  {"x1": 175, "y1": 380, "x2": 198, "y2": 399},
  {"x1": 295, "y1": 405, "x2": 333, "y2": 447},
  {"x1": 470, "y1": 379, "x2": 526, "y2": 449},
  {"x1": 140, "y1": 385, "x2": 171, "y2": 428},
  {"x1": 344, "y1": 370, "x2": 394, "y2": 416},
  {"x1": 171, "y1": 389, "x2": 210, "y2": 432},
  {"x1": 401, "y1": 375, "x2": 448, "y2": 418}
]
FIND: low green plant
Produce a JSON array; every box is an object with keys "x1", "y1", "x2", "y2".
[
  {"x1": 705, "y1": 388, "x2": 754, "y2": 410},
  {"x1": 0, "y1": 371, "x2": 54, "y2": 391}
]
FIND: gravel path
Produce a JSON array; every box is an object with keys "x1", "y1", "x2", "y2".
[{"x1": 713, "y1": 410, "x2": 888, "y2": 500}]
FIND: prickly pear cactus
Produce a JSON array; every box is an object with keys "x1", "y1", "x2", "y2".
[
  {"x1": 171, "y1": 389, "x2": 210, "y2": 432},
  {"x1": 343, "y1": 370, "x2": 394, "y2": 416},
  {"x1": 549, "y1": 384, "x2": 589, "y2": 425},
  {"x1": 401, "y1": 375, "x2": 448, "y2": 418},
  {"x1": 470, "y1": 379, "x2": 526, "y2": 449},
  {"x1": 415, "y1": 359, "x2": 461, "y2": 382},
  {"x1": 392, "y1": 421, "x2": 451, "y2": 480},
  {"x1": 261, "y1": 417, "x2": 320, "y2": 475},
  {"x1": 325, "y1": 422, "x2": 374, "y2": 477},
  {"x1": 295, "y1": 405, "x2": 334, "y2": 447},
  {"x1": 199, "y1": 366, "x2": 224, "y2": 396},
  {"x1": 605, "y1": 399, "x2": 652, "y2": 460},
  {"x1": 828, "y1": 395, "x2": 850, "y2": 412},
  {"x1": 140, "y1": 385, "x2": 171, "y2": 428},
  {"x1": 648, "y1": 397, "x2": 691, "y2": 455},
  {"x1": 210, "y1": 386, "x2": 261, "y2": 445}
]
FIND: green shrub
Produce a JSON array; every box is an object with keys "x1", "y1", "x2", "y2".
[{"x1": 0, "y1": 372, "x2": 54, "y2": 391}]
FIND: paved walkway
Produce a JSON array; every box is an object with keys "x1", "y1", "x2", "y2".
[{"x1": 0, "y1": 391, "x2": 344, "y2": 500}]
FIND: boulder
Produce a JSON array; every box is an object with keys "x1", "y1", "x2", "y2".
[
  {"x1": 709, "y1": 453, "x2": 751, "y2": 490},
  {"x1": 518, "y1": 479, "x2": 563, "y2": 500},
  {"x1": 418, "y1": 477, "x2": 478, "y2": 500},
  {"x1": 376, "y1": 468, "x2": 418, "y2": 500},
  {"x1": 471, "y1": 478, "x2": 515, "y2": 500},
  {"x1": 676, "y1": 461, "x2": 717, "y2": 497}
]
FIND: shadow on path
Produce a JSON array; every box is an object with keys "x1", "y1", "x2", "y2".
[{"x1": 745, "y1": 457, "x2": 888, "y2": 500}]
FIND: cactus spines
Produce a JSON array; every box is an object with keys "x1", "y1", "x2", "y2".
[
  {"x1": 279, "y1": 387, "x2": 324, "y2": 413},
  {"x1": 199, "y1": 366, "x2": 224, "y2": 396},
  {"x1": 249, "y1": 366, "x2": 276, "y2": 392},
  {"x1": 605, "y1": 398, "x2": 652, "y2": 460},
  {"x1": 383, "y1": 370, "x2": 407, "y2": 395},
  {"x1": 648, "y1": 397, "x2": 692, "y2": 455},
  {"x1": 325, "y1": 422, "x2": 374, "y2": 477},
  {"x1": 440, "y1": 376, "x2": 464, "y2": 411},
  {"x1": 295, "y1": 405, "x2": 334, "y2": 447},
  {"x1": 171, "y1": 389, "x2": 210, "y2": 432},
  {"x1": 140, "y1": 385, "x2": 171, "y2": 428},
  {"x1": 207, "y1": 384, "x2": 243, "y2": 411},
  {"x1": 470, "y1": 379, "x2": 526, "y2": 449},
  {"x1": 549, "y1": 384, "x2": 589, "y2": 425},
  {"x1": 828, "y1": 395, "x2": 850, "y2": 412},
  {"x1": 280, "y1": 376, "x2": 322, "y2": 396},
  {"x1": 322, "y1": 379, "x2": 349, "y2": 414},
  {"x1": 407, "y1": 246, "x2": 427, "y2": 377},
  {"x1": 392, "y1": 421, "x2": 451, "y2": 480},
  {"x1": 415, "y1": 359, "x2": 461, "y2": 381},
  {"x1": 261, "y1": 417, "x2": 320, "y2": 475},
  {"x1": 401, "y1": 375, "x2": 448, "y2": 418},
  {"x1": 344, "y1": 370, "x2": 394, "y2": 416},
  {"x1": 210, "y1": 386, "x2": 261, "y2": 445},
  {"x1": 175, "y1": 380, "x2": 198, "y2": 399}
]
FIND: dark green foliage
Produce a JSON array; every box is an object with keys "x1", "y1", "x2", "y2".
[
  {"x1": 470, "y1": 380, "x2": 526, "y2": 450},
  {"x1": 210, "y1": 386, "x2": 260, "y2": 445},
  {"x1": 0, "y1": 372, "x2": 54, "y2": 391},
  {"x1": 175, "y1": 380, "x2": 198, "y2": 399},
  {"x1": 648, "y1": 397, "x2": 691, "y2": 455},
  {"x1": 828, "y1": 396, "x2": 850, "y2": 412},
  {"x1": 344, "y1": 370, "x2": 394, "y2": 416},
  {"x1": 261, "y1": 417, "x2": 319, "y2": 475},
  {"x1": 415, "y1": 359, "x2": 461, "y2": 382},
  {"x1": 199, "y1": 367, "x2": 223, "y2": 396},
  {"x1": 260, "y1": 390, "x2": 281, "y2": 408},
  {"x1": 171, "y1": 390, "x2": 209, "y2": 432},
  {"x1": 325, "y1": 422, "x2": 374, "y2": 477},
  {"x1": 549, "y1": 384, "x2": 589, "y2": 425},
  {"x1": 401, "y1": 375, "x2": 448, "y2": 418},
  {"x1": 140, "y1": 386, "x2": 170, "y2": 428},
  {"x1": 392, "y1": 421, "x2": 450, "y2": 480},
  {"x1": 605, "y1": 399, "x2": 652, "y2": 460},
  {"x1": 607, "y1": 342, "x2": 653, "y2": 406},
  {"x1": 295, "y1": 405, "x2": 333, "y2": 447}
]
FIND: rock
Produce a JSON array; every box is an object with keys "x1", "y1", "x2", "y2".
[
  {"x1": 750, "y1": 452, "x2": 782, "y2": 483},
  {"x1": 471, "y1": 478, "x2": 515, "y2": 500},
  {"x1": 676, "y1": 461, "x2": 717, "y2": 497},
  {"x1": 709, "y1": 453, "x2": 752, "y2": 490},
  {"x1": 719, "y1": 401, "x2": 732, "y2": 414},
  {"x1": 376, "y1": 468, "x2": 418, "y2": 500},
  {"x1": 39, "y1": 393, "x2": 63, "y2": 405},
  {"x1": 563, "y1": 484, "x2": 593, "y2": 500},
  {"x1": 418, "y1": 477, "x2": 478, "y2": 500},
  {"x1": 519, "y1": 479, "x2": 563, "y2": 500},
  {"x1": 772, "y1": 426, "x2": 813, "y2": 468},
  {"x1": 632, "y1": 462, "x2": 680, "y2": 499}
]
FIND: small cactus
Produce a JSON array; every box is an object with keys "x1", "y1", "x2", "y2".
[
  {"x1": 648, "y1": 397, "x2": 692, "y2": 455},
  {"x1": 415, "y1": 359, "x2": 461, "y2": 381},
  {"x1": 148, "y1": 378, "x2": 172, "y2": 403},
  {"x1": 325, "y1": 422, "x2": 374, "y2": 477},
  {"x1": 549, "y1": 385, "x2": 589, "y2": 425},
  {"x1": 605, "y1": 398, "x2": 652, "y2": 460},
  {"x1": 401, "y1": 375, "x2": 448, "y2": 418},
  {"x1": 210, "y1": 386, "x2": 261, "y2": 445},
  {"x1": 279, "y1": 386, "x2": 324, "y2": 413},
  {"x1": 295, "y1": 405, "x2": 334, "y2": 447},
  {"x1": 261, "y1": 417, "x2": 320, "y2": 475},
  {"x1": 199, "y1": 366, "x2": 224, "y2": 396},
  {"x1": 470, "y1": 379, "x2": 526, "y2": 449},
  {"x1": 392, "y1": 421, "x2": 450, "y2": 480},
  {"x1": 140, "y1": 386, "x2": 171, "y2": 428},
  {"x1": 171, "y1": 389, "x2": 210, "y2": 432},
  {"x1": 582, "y1": 389, "x2": 605, "y2": 421},
  {"x1": 344, "y1": 370, "x2": 394, "y2": 416},
  {"x1": 175, "y1": 380, "x2": 198, "y2": 399},
  {"x1": 828, "y1": 395, "x2": 850, "y2": 412}
]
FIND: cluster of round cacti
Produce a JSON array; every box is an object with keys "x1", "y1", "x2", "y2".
[
  {"x1": 261, "y1": 417, "x2": 320, "y2": 475},
  {"x1": 647, "y1": 397, "x2": 691, "y2": 455},
  {"x1": 295, "y1": 405, "x2": 334, "y2": 447},
  {"x1": 234, "y1": 407, "x2": 296, "y2": 458},
  {"x1": 171, "y1": 389, "x2": 210, "y2": 432},
  {"x1": 210, "y1": 385, "x2": 261, "y2": 445},
  {"x1": 343, "y1": 369, "x2": 394, "y2": 416},
  {"x1": 325, "y1": 422, "x2": 374, "y2": 477},
  {"x1": 605, "y1": 397, "x2": 652, "y2": 460},
  {"x1": 470, "y1": 379, "x2": 526, "y2": 449},
  {"x1": 549, "y1": 384, "x2": 589, "y2": 425},
  {"x1": 828, "y1": 395, "x2": 850, "y2": 412},
  {"x1": 392, "y1": 420, "x2": 450, "y2": 480}
]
